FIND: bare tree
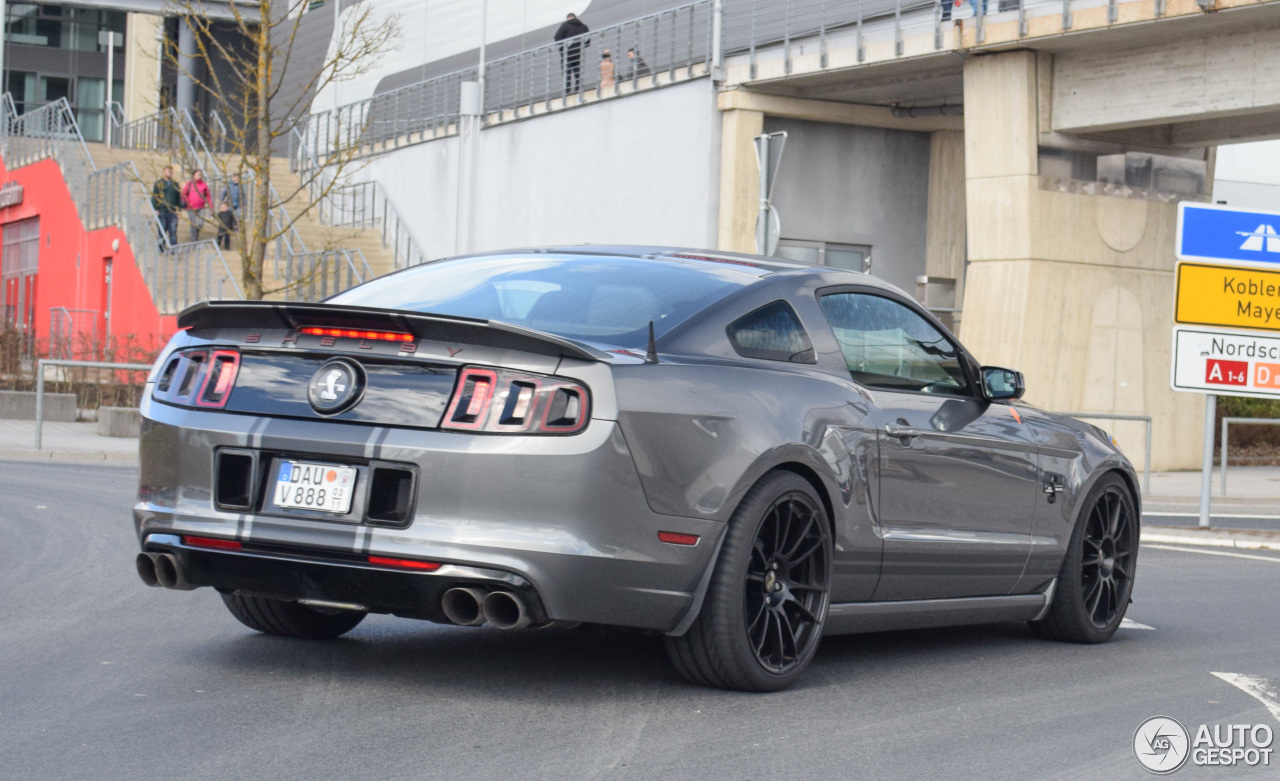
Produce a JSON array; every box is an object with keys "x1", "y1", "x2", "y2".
[{"x1": 162, "y1": 0, "x2": 399, "y2": 299}]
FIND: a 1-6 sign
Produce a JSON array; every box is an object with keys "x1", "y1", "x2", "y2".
[{"x1": 1171, "y1": 327, "x2": 1280, "y2": 399}]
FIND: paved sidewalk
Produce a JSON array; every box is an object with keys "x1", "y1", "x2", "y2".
[{"x1": 0, "y1": 419, "x2": 137, "y2": 464}]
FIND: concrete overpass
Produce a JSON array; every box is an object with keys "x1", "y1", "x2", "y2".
[{"x1": 714, "y1": 0, "x2": 1280, "y2": 469}]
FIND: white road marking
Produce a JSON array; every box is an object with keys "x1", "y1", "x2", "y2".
[
  {"x1": 1142, "y1": 532, "x2": 1280, "y2": 552},
  {"x1": 1211, "y1": 673, "x2": 1280, "y2": 724},
  {"x1": 1145, "y1": 512, "x2": 1280, "y2": 520},
  {"x1": 1143, "y1": 544, "x2": 1280, "y2": 563},
  {"x1": 1120, "y1": 618, "x2": 1155, "y2": 630}
]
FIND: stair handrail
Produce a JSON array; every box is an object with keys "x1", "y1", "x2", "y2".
[
  {"x1": 289, "y1": 124, "x2": 429, "y2": 269},
  {"x1": 0, "y1": 95, "x2": 242, "y2": 313}
]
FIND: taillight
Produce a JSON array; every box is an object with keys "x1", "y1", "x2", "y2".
[
  {"x1": 196, "y1": 350, "x2": 240, "y2": 408},
  {"x1": 153, "y1": 348, "x2": 241, "y2": 409},
  {"x1": 441, "y1": 366, "x2": 590, "y2": 434}
]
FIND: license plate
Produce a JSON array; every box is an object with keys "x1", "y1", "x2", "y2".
[{"x1": 273, "y1": 461, "x2": 357, "y2": 514}]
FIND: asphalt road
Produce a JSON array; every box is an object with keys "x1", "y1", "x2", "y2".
[{"x1": 2, "y1": 461, "x2": 1278, "y2": 781}]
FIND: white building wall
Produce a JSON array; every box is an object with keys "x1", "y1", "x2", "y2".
[
  {"x1": 1213, "y1": 139, "x2": 1280, "y2": 211},
  {"x1": 361, "y1": 79, "x2": 722, "y2": 260}
]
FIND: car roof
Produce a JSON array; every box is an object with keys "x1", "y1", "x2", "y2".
[{"x1": 454, "y1": 244, "x2": 900, "y2": 292}]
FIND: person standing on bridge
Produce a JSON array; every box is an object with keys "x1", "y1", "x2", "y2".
[
  {"x1": 625, "y1": 48, "x2": 651, "y2": 81},
  {"x1": 150, "y1": 165, "x2": 181, "y2": 251},
  {"x1": 555, "y1": 13, "x2": 590, "y2": 95},
  {"x1": 599, "y1": 50, "x2": 616, "y2": 92}
]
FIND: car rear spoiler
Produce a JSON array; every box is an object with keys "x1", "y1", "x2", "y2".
[{"x1": 178, "y1": 301, "x2": 610, "y2": 363}]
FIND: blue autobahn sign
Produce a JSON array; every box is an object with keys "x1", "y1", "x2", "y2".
[{"x1": 1178, "y1": 202, "x2": 1280, "y2": 266}]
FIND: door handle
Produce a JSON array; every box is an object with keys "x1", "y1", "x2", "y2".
[{"x1": 885, "y1": 424, "x2": 923, "y2": 443}]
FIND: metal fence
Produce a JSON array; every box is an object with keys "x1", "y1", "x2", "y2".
[
  {"x1": 485, "y1": 1, "x2": 714, "y2": 117},
  {"x1": 301, "y1": 68, "x2": 475, "y2": 159},
  {"x1": 34, "y1": 358, "x2": 153, "y2": 450},
  {"x1": 48, "y1": 307, "x2": 99, "y2": 360},
  {"x1": 1218, "y1": 417, "x2": 1280, "y2": 496}
]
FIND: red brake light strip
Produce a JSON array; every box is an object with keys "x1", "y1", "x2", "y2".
[
  {"x1": 300, "y1": 326, "x2": 414, "y2": 342},
  {"x1": 368, "y1": 556, "x2": 442, "y2": 571},
  {"x1": 183, "y1": 535, "x2": 243, "y2": 551}
]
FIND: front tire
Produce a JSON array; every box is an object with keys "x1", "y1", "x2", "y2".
[
  {"x1": 221, "y1": 594, "x2": 366, "y2": 639},
  {"x1": 665, "y1": 471, "x2": 832, "y2": 691},
  {"x1": 1030, "y1": 473, "x2": 1138, "y2": 643}
]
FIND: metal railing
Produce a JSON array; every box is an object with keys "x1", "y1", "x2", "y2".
[
  {"x1": 276, "y1": 249, "x2": 374, "y2": 302},
  {"x1": 1218, "y1": 417, "x2": 1280, "y2": 496},
  {"x1": 0, "y1": 97, "x2": 242, "y2": 314},
  {"x1": 301, "y1": 67, "x2": 475, "y2": 159},
  {"x1": 1050, "y1": 411, "x2": 1152, "y2": 493},
  {"x1": 48, "y1": 307, "x2": 99, "y2": 360},
  {"x1": 721, "y1": 0, "x2": 1185, "y2": 76},
  {"x1": 34, "y1": 358, "x2": 152, "y2": 450},
  {"x1": 485, "y1": 1, "x2": 714, "y2": 116},
  {"x1": 289, "y1": 126, "x2": 428, "y2": 270}
]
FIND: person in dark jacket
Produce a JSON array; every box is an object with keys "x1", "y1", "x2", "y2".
[
  {"x1": 554, "y1": 13, "x2": 590, "y2": 94},
  {"x1": 150, "y1": 165, "x2": 181, "y2": 251},
  {"x1": 625, "y1": 48, "x2": 651, "y2": 81},
  {"x1": 215, "y1": 199, "x2": 237, "y2": 250}
]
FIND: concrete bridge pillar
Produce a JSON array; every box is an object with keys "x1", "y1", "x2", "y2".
[{"x1": 958, "y1": 51, "x2": 1204, "y2": 471}]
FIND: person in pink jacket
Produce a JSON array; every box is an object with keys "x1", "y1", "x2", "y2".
[{"x1": 182, "y1": 170, "x2": 212, "y2": 243}]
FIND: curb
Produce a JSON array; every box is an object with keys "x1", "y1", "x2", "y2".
[
  {"x1": 0, "y1": 449, "x2": 138, "y2": 466},
  {"x1": 1142, "y1": 527, "x2": 1280, "y2": 552}
]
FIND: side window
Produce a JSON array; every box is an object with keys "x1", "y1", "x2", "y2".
[
  {"x1": 818, "y1": 292, "x2": 969, "y2": 394},
  {"x1": 726, "y1": 300, "x2": 816, "y2": 364}
]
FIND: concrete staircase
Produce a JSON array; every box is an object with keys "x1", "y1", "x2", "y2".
[{"x1": 83, "y1": 143, "x2": 397, "y2": 300}]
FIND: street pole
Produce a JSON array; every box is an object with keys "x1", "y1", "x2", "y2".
[
  {"x1": 470, "y1": 0, "x2": 487, "y2": 254},
  {"x1": 756, "y1": 135, "x2": 769, "y2": 254},
  {"x1": 0, "y1": 0, "x2": 7, "y2": 109},
  {"x1": 103, "y1": 31, "x2": 117, "y2": 147},
  {"x1": 1198, "y1": 393, "x2": 1216, "y2": 529},
  {"x1": 332, "y1": 0, "x2": 341, "y2": 114}
]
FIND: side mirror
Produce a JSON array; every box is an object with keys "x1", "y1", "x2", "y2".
[{"x1": 981, "y1": 366, "x2": 1025, "y2": 401}]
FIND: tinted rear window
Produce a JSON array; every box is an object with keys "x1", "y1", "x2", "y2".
[{"x1": 329, "y1": 255, "x2": 756, "y2": 348}]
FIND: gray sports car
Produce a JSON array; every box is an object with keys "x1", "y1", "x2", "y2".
[{"x1": 133, "y1": 247, "x2": 1140, "y2": 691}]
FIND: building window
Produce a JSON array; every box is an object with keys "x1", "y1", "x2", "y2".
[
  {"x1": 1, "y1": 218, "x2": 41, "y2": 348},
  {"x1": 775, "y1": 239, "x2": 872, "y2": 274},
  {"x1": 4, "y1": 5, "x2": 124, "y2": 52}
]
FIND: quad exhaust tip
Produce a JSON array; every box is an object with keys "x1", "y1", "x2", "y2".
[
  {"x1": 441, "y1": 587, "x2": 489, "y2": 626},
  {"x1": 482, "y1": 590, "x2": 533, "y2": 630},
  {"x1": 136, "y1": 552, "x2": 161, "y2": 587},
  {"x1": 152, "y1": 552, "x2": 198, "y2": 590}
]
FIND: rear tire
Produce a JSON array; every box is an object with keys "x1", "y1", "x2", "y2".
[
  {"x1": 665, "y1": 471, "x2": 832, "y2": 692},
  {"x1": 221, "y1": 594, "x2": 366, "y2": 639},
  {"x1": 1030, "y1": 473, "x2": 1138, "y2": 643}
]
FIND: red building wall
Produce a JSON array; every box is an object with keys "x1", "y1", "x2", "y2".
[{"x1": 0, "y1": 154, "x2": 175, "y2": 357}]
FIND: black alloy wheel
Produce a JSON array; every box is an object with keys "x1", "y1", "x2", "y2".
[
  {"x1": 745, "y1": 492, "x2": 830, "y2": 674},
  {"x1": 665, "y1": 470, "x2": 832, "y2": 691},
  {"x1": 1031, "y1": 473, "x2": 1138, "y2": 643},
  {"x1": 1080, "y1": 484, "x2": 1136, "y2": 628}
]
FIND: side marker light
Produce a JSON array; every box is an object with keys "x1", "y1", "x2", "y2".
[{"x1": 657, "y1": 531, "x2": 700, "y2": 546}]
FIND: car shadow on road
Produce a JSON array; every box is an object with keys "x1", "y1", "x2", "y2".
[{"x1": 188, "y1": 616, "x2": 1137, "y2": 696}]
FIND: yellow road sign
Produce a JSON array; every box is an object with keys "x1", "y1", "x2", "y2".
[{"x1": 1175, "y1": 262, "x2": 1280, "y2": 333}]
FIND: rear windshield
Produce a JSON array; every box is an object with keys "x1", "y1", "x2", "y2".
[{"x1": 328, "y1": 255, "x2": 756, "y2": 349}]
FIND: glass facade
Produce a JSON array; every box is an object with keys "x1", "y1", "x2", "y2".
[{"x1": 3, "y1": 4, "x2": 127, "y2": 141}]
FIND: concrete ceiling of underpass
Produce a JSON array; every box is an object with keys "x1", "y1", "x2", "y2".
[{"x1": 742, "y1": 54, "x2": 965, "y2": 109}]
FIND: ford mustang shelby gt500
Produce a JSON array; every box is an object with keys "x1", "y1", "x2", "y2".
[{"x1": 133, "y1": 247, "x2": 1139, "y2": 691}]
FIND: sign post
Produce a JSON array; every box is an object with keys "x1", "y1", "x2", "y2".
[
  {"x1": 753, "y1": 131, "x2": 786, "y2": 256},
  {"x1": 1173, "y1": 202, "x2": 1280, "y2": 529}
]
